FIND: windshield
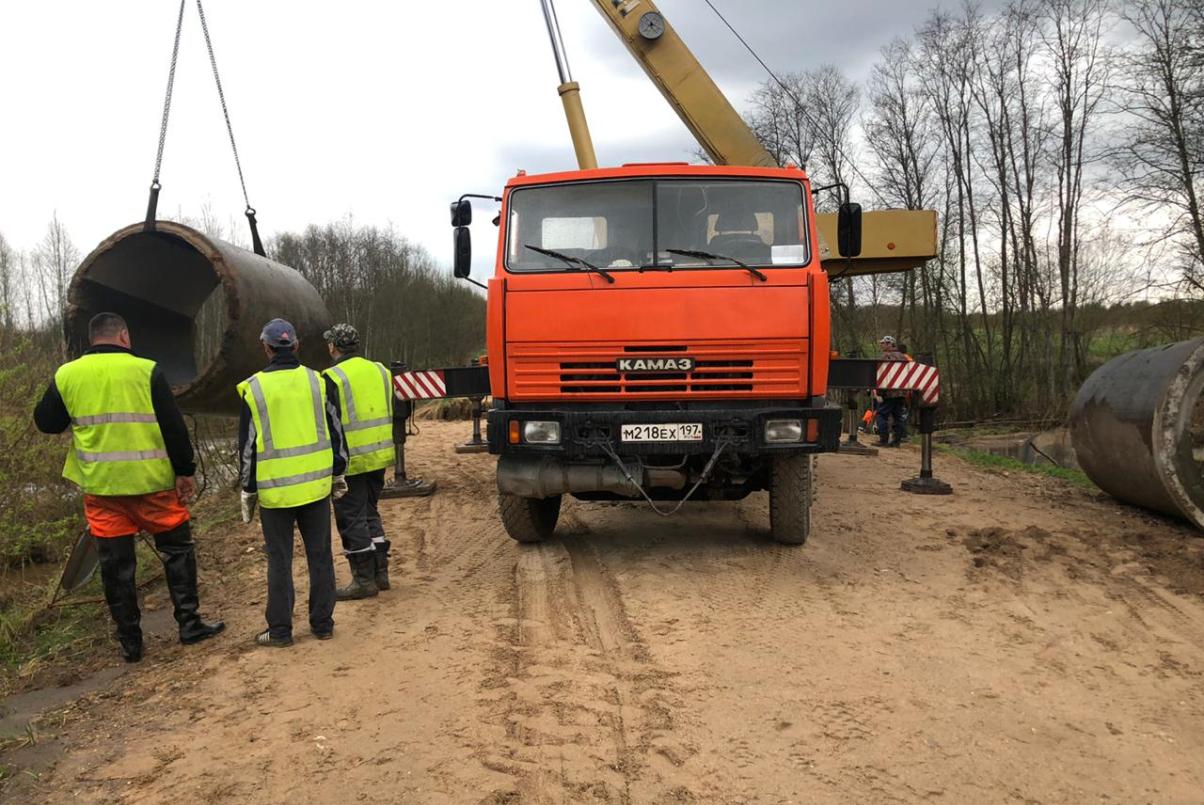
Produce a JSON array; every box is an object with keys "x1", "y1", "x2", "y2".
[{"x1": 505, "y1": 178, "x2": 809, "y2": 272}]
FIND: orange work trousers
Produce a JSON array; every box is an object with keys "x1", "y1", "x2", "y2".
[{"x1": 84, "y1": 490, "x2": 190, "y2": 538}]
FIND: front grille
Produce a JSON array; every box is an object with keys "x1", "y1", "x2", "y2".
[
  {"x1": 510, "y1": 341, "x2": 806, "y2": 400},
  {"x1": 560, "y1": 359, "x2": 754, "y2": 393}
]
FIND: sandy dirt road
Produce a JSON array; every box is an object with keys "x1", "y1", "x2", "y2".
[{"x1": 5, "y1": 420, "x2": 1204, "y2": 803}]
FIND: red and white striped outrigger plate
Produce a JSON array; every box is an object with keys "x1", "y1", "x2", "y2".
[
  {"x1": 393, "y1": 370, "x2": 448, "y2": 400},
  {"x1": 876, "y1": 361, "x2": 940, "y2": 406}
]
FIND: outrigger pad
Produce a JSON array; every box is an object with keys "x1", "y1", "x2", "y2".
[
  {"x1": 379, "y1": 478, "x2": 437, "y2": 499},
  {"x1": 901, "y1": 475, "x2": 953, "y2": 495}
]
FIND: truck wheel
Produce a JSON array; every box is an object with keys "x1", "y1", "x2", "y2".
[
  {"x1": 769, "y1": 454, "x2": 813, "y2": 545},
  {"x1": 498, "y1": 493, "x2": 562, "y2": 543}
]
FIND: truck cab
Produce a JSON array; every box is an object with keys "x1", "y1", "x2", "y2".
[{"x1": 455, "y1": 162, "x2": 844, "y2": 545}]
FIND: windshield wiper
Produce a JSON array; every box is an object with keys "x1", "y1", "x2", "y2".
[
  {"x1": 524, "y1": 244, "x2": 615, "y2": 283},
  {"x1": 666, "y1": 248, "x2": 767, "y2": 282}
]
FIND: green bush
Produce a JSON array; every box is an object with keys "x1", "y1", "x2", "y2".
[{"x1": 0, "y1": 334, "x2": 81, "y2": 569}]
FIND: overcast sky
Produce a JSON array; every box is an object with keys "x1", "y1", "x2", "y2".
[{"x1": 0, "y1": 0, "x2": 993, "y2": 272}]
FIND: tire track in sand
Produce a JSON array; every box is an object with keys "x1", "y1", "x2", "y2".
[{"x1": 478, "y1": 530, "x2": 694, "y2": 804}]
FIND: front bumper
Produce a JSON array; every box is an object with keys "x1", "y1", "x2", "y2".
[{"x1": 488, "y1": 403, "x2": 842, "y2": 457}]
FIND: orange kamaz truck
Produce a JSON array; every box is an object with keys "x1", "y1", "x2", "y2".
[
  {"x1": 447, "y1": 0, "x2": 936, "y2": 545},
  {"x1": 452, "y1": 161, "x2": 851, "y2": 545}
]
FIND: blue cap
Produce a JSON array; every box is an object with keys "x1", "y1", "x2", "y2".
[{"x1": 260, "y1": 318, "x2": 297, "y2": 349}]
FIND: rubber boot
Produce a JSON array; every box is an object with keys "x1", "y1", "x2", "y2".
[
  {"x1": 96, "y1": 535, "x2": 143, "y2": 663},
  {"x1": 336, "y1": 553, "x2": 379, "y2": 600},
  {"x1": 374, "y1": 539, "x2": 391, "y2": 591},
  {"x1": 154, "y1": 524, "x2": 226, "y2": 645}
]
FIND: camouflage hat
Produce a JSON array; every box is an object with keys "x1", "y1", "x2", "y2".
[{"x1": 323, "y1": 322, "x2": 359, "y2": 349}]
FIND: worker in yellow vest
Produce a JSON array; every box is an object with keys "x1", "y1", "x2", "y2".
[
  {"x1": 237, "y1": 319, "x2": 349, "y2": 648},
  {"x1": 34, "y1": 312, "x2": 225, "y2": 663},
  {"x1": 322, "y1": 323, "x2": 395, "y2": 599}
]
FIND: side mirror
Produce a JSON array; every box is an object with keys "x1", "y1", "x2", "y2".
[
  {"x1": 450, "y1": 198, "x2": 473, "y2": 227},
  {"x1": 837, "y1": 202, "x2": 862, "y2": 257},
  {"x1": 453, "y1": 226, "x2": 472, "y2": 279}
]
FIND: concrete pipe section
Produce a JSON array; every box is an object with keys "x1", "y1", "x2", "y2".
[
  {"x1": 65, "y1": 221, "x2": 331, "y2": 415},
  {"x1": 1069, "y1": 338, "x2": 1204, "y2": 528}
]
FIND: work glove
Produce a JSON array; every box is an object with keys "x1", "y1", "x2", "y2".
[
  {"x1": 332, "y1": 475, "x2": 349, "y2": 501},
  {"x1": 240, "y1": 491, "x2": 259, "y2": 523}
]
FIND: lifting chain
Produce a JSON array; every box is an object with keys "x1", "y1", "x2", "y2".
[
  {"x1": 145, "y1": 0, "x2": 186, "y2": 229},
  {"x1": 596, "y1": 439, "x2": 732, "y2": 518},
  {"x1": 144, "y1": 0, "x2": 265, "y2": 256}
]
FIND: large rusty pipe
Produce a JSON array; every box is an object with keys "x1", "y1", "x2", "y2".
[
  {"x1": 1069, "y1": 338, "x2": 1204, "y2": 528},
  {"x1": 65, "y1": 221, "x2": 331, "y2": 415}
]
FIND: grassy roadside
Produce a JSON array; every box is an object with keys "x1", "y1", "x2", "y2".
[{"x1": 940, "y1": 444, "x2": 1095, "y2": 488}]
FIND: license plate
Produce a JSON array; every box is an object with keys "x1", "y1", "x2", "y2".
[{"x1": 620, "y1": 423, "x2": 703, "y2": 442}]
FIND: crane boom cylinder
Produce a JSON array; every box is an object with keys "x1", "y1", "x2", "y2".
[
  {"x1": 539, "y1": 0, "x2": 574, "y2": 83},
  {"x1": 540, "y1": 0, "x2": 599, "y2": 170},
  {"x1": 558, "y1": 82, "x2": 599, "y2": 170}
]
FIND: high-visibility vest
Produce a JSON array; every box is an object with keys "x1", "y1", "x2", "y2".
[
  {"x1": 55, "y1": 352, "x2": 177, "y2": 496},
  {"x1": 237, "y1": 366, "x2": 334, "y2": 509},
  {"x1": 323, "y1": 356, "x2": 394, "y2": 476}
]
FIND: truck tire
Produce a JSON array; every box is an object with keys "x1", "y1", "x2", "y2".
[
  {"x1": 498, "y1": 493, "x2": 562, "y2": 543},
  {"x1": 769, "y1": 454, "x2": 813, "y2": 545}
]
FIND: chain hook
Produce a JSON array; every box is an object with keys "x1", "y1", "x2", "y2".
[{"x1": 245, "y1": 207, "x2": 265, "y2": 257}]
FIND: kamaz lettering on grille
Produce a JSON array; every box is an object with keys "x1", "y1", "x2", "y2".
[{"x1": 617, "y1": 357, "x2": 696, "y2": 372}]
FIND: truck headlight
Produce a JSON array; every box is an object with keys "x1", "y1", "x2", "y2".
[
  {"x1": 523, "y1": 421, "x2": 561, "y2": 444},
  {"x1": 765, "y1": 419, "x2": 803, "y2": 443}
]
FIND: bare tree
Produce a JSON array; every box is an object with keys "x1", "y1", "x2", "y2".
[
  {"x1": 32, "y1": 214, "x2": 79, "y2": 349},
  {"x1": 747, "y1": 66, "x2": 859, "y2": 192},
  {"x1": 916, "y1": 8, "x2": 992, "y2": 410},
  {"x1": 864, "y1": 38, "x2": 942, "y2": 353},
  {"x1": 273, "y1": 221, "x2": 485, "y2": 370},
  {"x1": 747, "y1": 73, "x2": 814, "y2": 169},
  {"x1": 865, "y1": 39, "x2": 937, "y2": 211},
  {"x1": 732, "y1": 0, "x2": 1204, "y2": 419},
  {"x1": 1114, "y1": 0, "x2": 1204, "y2": 292},
  {"x1": 747, "y1": 65, "x2": 864, "y2": 349},
  {"x1": 806, "y1": 66, "x2": 860, "y2": 195},
  {"x1": 965, "y1": 0, "x2": 1060, "y2": 408},
  {"x1": 1042, "y1": 0, "x2": 1111, "y2": 392},
  {"x1": 0, "y1": 231, "x2": 15, "y2": 331},
  {"x1": 801, "y1": 66, "x2": 862, "y2": 348}
]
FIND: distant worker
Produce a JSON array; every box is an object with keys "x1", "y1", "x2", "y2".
[
  {"x1": 322, "y1": 323, "x2": 395, "y2": 600},
  {"x1": 34, "y1": 312, "x2": 225, "y2": 663},
  {"x1": 874, "y1": 335, "x2": 909, "y2": 447},
  {"x1": 238, "y1": 319, "x2": 348, "y2": 647}
]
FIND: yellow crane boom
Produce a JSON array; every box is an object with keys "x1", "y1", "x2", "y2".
[{"x1": 586, "y1": 0, "x2": 937, "y2": 275}]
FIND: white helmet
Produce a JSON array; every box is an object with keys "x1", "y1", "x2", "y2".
[{"x1": 880, "y1": 335, "x2": 896, "y2": 346}]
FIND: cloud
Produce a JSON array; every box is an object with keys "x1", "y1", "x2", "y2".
[{"x1": 0, "y1": 0, "x2": 1008, "y2": 278}]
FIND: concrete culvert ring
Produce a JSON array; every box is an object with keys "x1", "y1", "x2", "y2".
[
  {"x1": 1153, "y1": 341, "x2": 1204, "y2": 529},
  {"x1": 65, "y1": 221, "x2": 331, "y2": 415},
  {"x1": 1070, "y1": 338, "x2": 1204, "y2": 530},
  {"x1": 1190, "y1": 382, "x2": 1204, "y2": 470}
]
